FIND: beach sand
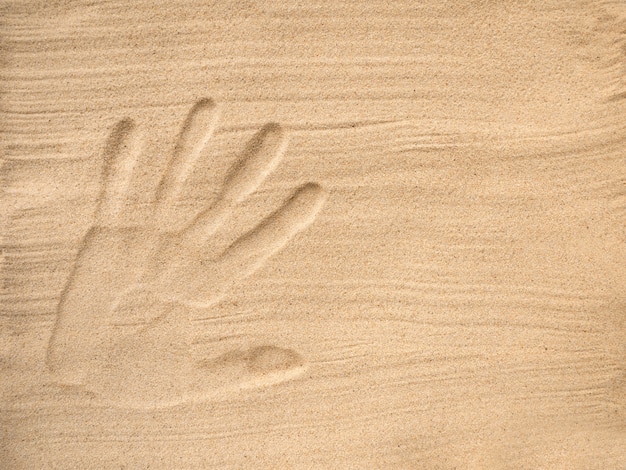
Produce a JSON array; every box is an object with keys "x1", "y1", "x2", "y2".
[{"x1": 1, "y1": 1, "x2": 625, "y2": 468}]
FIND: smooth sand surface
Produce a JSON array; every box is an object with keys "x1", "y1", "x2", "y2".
[{"x1": 1, "y1": 1, "x2": 626, "y2": 468}]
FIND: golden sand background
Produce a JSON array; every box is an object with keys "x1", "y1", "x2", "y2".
[{"x1": 1, "y1": 1, "x2": 626, "y2": 468}]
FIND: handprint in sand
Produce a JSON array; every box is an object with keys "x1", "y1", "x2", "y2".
[{"x1": 46, "y1": 99, "x2": 326, "y2": 408}]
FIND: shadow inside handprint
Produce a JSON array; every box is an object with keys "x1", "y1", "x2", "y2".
[{"x1": 46, "y1": 99, "x2": 326, "y2": 409}]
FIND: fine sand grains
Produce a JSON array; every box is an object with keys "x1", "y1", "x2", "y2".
[{"x1": 1, "y1": 1, "x2": 626, "y2": 468}]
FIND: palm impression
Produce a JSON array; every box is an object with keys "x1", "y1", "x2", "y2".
[{"x1": 46, "y1": 99, "x2": 327, "y2": 408}]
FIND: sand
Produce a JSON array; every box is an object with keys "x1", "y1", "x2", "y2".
[{"x1": 1, "y1": 1, "x2": 625, "y2": 468}]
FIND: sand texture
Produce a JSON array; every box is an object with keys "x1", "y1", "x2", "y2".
[{"x1": 1, "y1": 1, "x2": 626, "y2": 468}]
